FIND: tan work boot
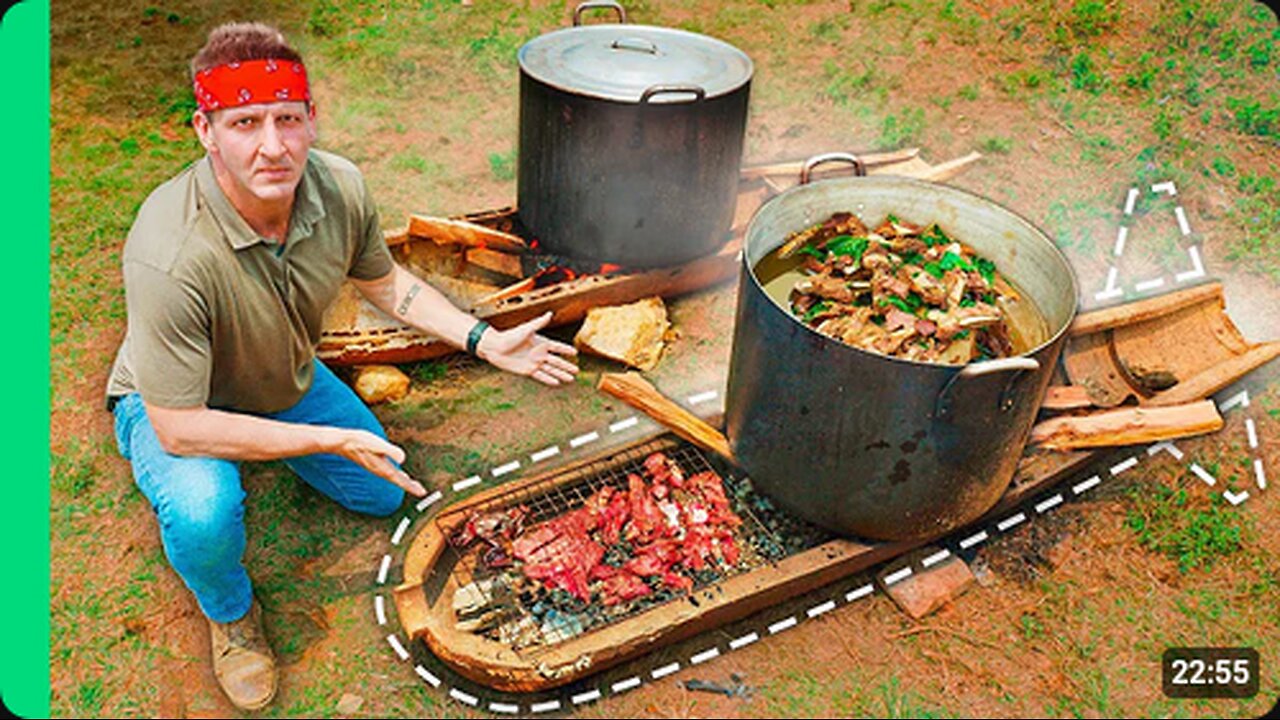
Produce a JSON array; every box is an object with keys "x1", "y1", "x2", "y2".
[{"x1": 208, "y1": 601, "x2": 278, "y2": 711}]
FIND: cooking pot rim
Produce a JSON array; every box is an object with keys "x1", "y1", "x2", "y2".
[{"x1": 741, "y1": 175, "x2": 1080, "y2": 370}]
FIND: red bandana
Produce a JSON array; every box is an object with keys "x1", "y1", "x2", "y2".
[{"x1": 192, "y1": 58, "x2": 310, "y2": 112}]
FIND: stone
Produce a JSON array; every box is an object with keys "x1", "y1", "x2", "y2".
[
  {"x1": 878, "y1": 553, "x2": 976, "y2": 620},
  {"x1": 574, "y1": 296, "x2": 672, "y2": 371},
  {"x1": 353, "y1": 365, "x2": 411, "y2": 404},
  {"x1": 336, "y1": 692, "x2": 364, "y2": 714}
]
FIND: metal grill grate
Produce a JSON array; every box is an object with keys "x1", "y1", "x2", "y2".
[{"x1": 432, "y1": 435, "x2": 831, "y2": 656}]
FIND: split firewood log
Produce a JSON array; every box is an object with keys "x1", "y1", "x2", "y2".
[{"x1": 1029, "y1": 399, "x2": 1223, "y2": 450}]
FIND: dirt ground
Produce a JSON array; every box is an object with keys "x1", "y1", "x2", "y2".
[{"x1": 48, "y1": 0, "x2": 1279, "y2": 717}]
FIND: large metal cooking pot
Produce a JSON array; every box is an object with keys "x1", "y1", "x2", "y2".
[
  {"x1": 724, "y1": 156, "x2": 1079, "y2": 541},
  {"x1": 517, "y1": 1, "x2": 752, "y2": 267}
]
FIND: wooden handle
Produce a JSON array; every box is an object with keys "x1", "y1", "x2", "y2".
[{"x1": 597, "y1": 372, "x2": 734, "y2": 460}]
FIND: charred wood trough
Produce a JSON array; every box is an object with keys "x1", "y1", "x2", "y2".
[{"x1": 391, "y1": 281, "x2": 1279, "y2": 693}]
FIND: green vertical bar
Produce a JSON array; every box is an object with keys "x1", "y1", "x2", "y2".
[{"x1": 1, "y1": 0, "x2": 51, "y2": 717}]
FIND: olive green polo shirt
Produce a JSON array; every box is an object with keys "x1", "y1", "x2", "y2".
[{"x1": 106, "y1": 149, "x2": 394, "y2": 413}]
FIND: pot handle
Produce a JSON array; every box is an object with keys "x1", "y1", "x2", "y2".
[
  {"x1": 799, "y1": 152, "x2": 867, "y2": 184},
  {"x1": 639, "y1": 84, "x2": 707, "y2": 104},
  {"x1": 611, "y1": 37, "x2": 659, "y2": 54},
  {"x1": 574, "y1": 1, "x2": 627, "y2": 25},
  {"x1": 935, "y1": 356, "x2": 1040, "y2": 420}
]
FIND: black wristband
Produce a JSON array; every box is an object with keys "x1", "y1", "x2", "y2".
[{"x1": 466, "y1": 320, "x2": 491, "y2": 357}]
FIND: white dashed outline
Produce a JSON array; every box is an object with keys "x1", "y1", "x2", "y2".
[{"x1": 377, "y1": 383, "x2": 1269, "y2": 712}]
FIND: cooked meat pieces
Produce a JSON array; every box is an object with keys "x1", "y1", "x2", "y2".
[{"x1": 781, "y1": 213, "x2": 1020, "y2": 364}]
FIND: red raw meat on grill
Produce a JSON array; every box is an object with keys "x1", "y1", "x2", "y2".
[
  {"x1": 626, "y1": 472, "x2": 668, "y2": 542},
  {"x1": 508, "y1": 451, "x2": 746, "y2": 607},
  {"x1": 662, "y1": 571, "x2": 693, "y2": 593},
  {"x1": 597, "y1": 492, "x2": 631, "y2": 546},
  {"x1": 644, "y1": 452, "x2": 686, "y2": 489},
  {"x1": 623, "y1": 538, "x2": 680, "y2": 577},
  {"x1": 598, "y1": 570, "x2": 652, "y2": 606},
  {"x1": 512, "y1": 507, "x2": 604, "y2": 603}
]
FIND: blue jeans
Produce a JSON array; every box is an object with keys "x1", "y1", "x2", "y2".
[{"x1": 113, "y1": 359, "x2": 405, "y2": 622}]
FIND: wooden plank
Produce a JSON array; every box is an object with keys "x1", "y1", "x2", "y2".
[
  {"x1": 1029, "y1": 400, "x2": 1223, "y2": 450},
  {"x1": 384, "y1": 226, "x2": 410, "y2": 247},
  {"x1": 465, "y1": 246, "x2": 524, "y2": 278},
  {"x1": 1149, "y1": 342, "x2": 1280, "y2": 406},
  {"x1": 1070, "y1": 281, "x2": 1222, "y2": 336},
  {"x1": 407, "y1": 214, "x2": 529, "y2": 253}
]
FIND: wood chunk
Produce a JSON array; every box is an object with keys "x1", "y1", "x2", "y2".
[
  {"x1": 408, "y1": 214, "x2": 529, "y2": 253},
  {"x1": 878, "y1": 555, "x2": 975, "y2": 620},
  {"x1": 1028, "y1": 399, "x2": 1223, "y2": 450},
  {"x1": 1040, "y1": 385, "x2": 1093, "y2": 411},
  {"x1": 574, "y1": 297, "x2": 671, "y2": 371},
  {"x1": 466, "y1": 246, "x2": 524, "y2": 278},
  {"x1": 353, "y1": 365, "x2": 411, "y2": 404},
  {"x1": 597, "y1": 373, "x2": 733, "y2": 460}
]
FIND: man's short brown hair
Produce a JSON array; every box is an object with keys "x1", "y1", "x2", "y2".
[{"x1": 190, "y1": 22, "x2": 303, "y2": 77}]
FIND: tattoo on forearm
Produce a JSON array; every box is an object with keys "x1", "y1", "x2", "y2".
[{"x1": 396, "y1": 283, "x2": 422, "y2": 316}]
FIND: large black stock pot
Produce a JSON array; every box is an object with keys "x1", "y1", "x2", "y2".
[{"x1": 517, "y1": 1, "x2": 752, "y2": 267}]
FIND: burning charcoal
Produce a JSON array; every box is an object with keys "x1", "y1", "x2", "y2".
[
  {"x1": 456, "y1": 606, "x2": 507, "y2": 633},
  {"x1": 452, "y1": 578, "x2": 496, "y2": 616},
  {"x1": 497, "y1": 615, "x2": 542, "y2": 649},
  {"x1": 539, "y1": 608, "x2": 586, "y2": 644}
]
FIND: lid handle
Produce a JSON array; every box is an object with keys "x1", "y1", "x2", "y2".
[
  {"x1": 800, "y1": 152, "x2": 867, "y2": 185},
  {"x1": 639, "y1": 84, "x2": 706, "y2": 104},
  {"x1": 610, "y1": 36, "x2": 658, "y2": 54},
  {"x1": 574, "y1": 1, "x2": 627, "y2": 25}
]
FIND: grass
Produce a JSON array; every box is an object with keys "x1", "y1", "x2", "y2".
[
  {"x1": 979, "y1": 135, "x2": 1013, "y2": 154},
  {"x1": 876, "y1": 676, "x2": 950, "y2": 718},
  {"x1": 1124, "y1": 484, "x2": 1251, "y2": 573},
  {"x1": 877, "y1": 106, "x2": 926, "y2": 149},
  {"x1": 1226, "y1": 95, "x2": 1280, "y2": 139},
  {"x1": 1069, "y1": 51, "x2": 1107, "y2": 94},
  {"x1": 487, "y1": 149, "x2": 517, "y2": 182}
]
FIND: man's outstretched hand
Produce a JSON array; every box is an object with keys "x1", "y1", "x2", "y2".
[
  {"x1": 332, "y1": 428, "x2": 426, "y2": 497},
  {"x1": 477, "y1": 311, "x2": 580, "y2": 386}
]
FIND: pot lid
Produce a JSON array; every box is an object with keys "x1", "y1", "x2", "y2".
[{"x1": 519, "y1": 25, "x2": 753, "y2": 103}]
